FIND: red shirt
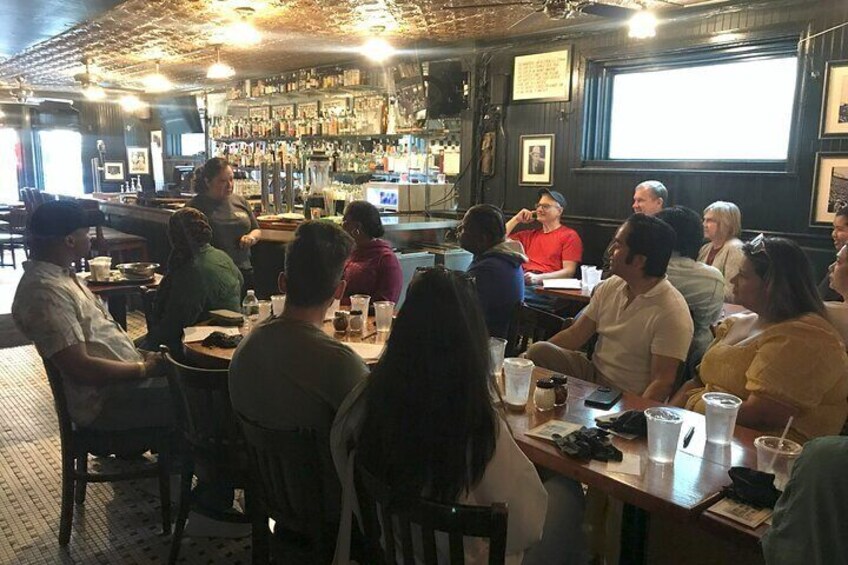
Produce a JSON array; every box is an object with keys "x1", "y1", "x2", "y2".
[
  {"x1": 509, "y1": 225, "x2": 583, "y2": 274},
  {"x1": 342, "y1": 238, "x2": 403, "y2": 305}
]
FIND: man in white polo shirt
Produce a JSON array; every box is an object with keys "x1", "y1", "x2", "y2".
[{"x1": 526, "y1": 214, "x2": 693, "y2": 401}]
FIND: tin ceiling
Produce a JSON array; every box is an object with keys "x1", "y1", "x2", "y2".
[{"x1": 0, "y1": 0, "x2": 728, "y2": 94}]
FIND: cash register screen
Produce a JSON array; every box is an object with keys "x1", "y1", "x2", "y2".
[{"x1": 379, "y1": 191, "x2": 399, "y2": 207}]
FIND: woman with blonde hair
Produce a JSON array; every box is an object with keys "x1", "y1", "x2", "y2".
[{"x1": 698, "y1": 200, "x2": 744, "y2": 302}]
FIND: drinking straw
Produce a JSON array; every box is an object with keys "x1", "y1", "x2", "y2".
[{"x1": 766, "y1": 416, "x2": 794, "y2": 471}]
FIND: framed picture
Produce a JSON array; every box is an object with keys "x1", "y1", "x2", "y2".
[
  {"x1": 512, "y1": 48, "x2": 572, "y2": 103},
  {"x1": 126, "y1": 146, "x2": 149, "y2": 175},
  {"x1": 811, "y1": 153, "x2": 848, "y2": 225},
  {"x1": 821, "y1": 60, "x2": 848, "y2": 136},
  {"x1": 103, "y1": 161, "x2": 124, "y2": 181},
  {"x1": 519, "y1": 135, "x2": 555, "y2": 186}
]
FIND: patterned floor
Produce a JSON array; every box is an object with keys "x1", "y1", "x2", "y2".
[{"x1": 0, "y1": 312, "x2": 253, "y2": 564}]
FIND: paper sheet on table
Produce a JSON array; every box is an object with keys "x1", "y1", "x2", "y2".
[
  {"x1": 542, "y1": 278, "x2": 582, "y2": 290},
  {"x1": 324, "y1": 299, "x2": 341, "y2": 322},
  {"x1": 525, "y1": 420, "x2": 583, "y2": 442},
  {"x1": 342, "y1": 341, "x2": 385, "y2": 360},
  {"x1": 706, "y1": 498, "x2": 772, "y2": 529},
  {"x1": 183, "y1": 326, "x2": 241, "y2": 343}
]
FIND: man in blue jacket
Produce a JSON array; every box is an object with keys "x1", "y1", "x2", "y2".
[{"x1": 459, "y1": 204, "x2": 527, "y2": 338}]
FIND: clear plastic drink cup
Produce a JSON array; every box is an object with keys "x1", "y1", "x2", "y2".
[
  {"x1": 645, "y1": 407, "x2": 684, "y2": 464},
  {"x1": 703, "y1": 392, "x2": 742, "y2": 445},
  {"x1": 502, "y1": 358, "x2": 534, "y2": 408},
  {"x1": 755, "y1": 436, "x2": 802, "y2": 490},
  {"x1": 271, "y1": 294, "x2": 286, "y2": 317},
  {"x1": 489, "y1": 337, "x2": 507, "y2": 377},
  {"x1": 373, "y1": 301, "x2": 395, "y2": 333}
]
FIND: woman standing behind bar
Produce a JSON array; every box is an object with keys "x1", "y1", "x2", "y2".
[
  {"x1": 698, "y1": 201, "x2": 745, "y2": 302},
  {"x1": 672, "y1": 236, "x2": 848, "y2": 443},
  {"x1": 186, "y1": 157, "x2": 261, "y2": 295},
  {"x1": 331, "y1": 267, "x2": 586, "y2": 564},
  {"x1": 340, "y1": 200, "x2": 402, "y2": 305}
]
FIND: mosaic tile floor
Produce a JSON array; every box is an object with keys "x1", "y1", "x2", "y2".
[{"x1": 0, "y1": 312, "x2": 253, "y2": 564}]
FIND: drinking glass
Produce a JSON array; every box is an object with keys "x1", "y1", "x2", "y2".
[
  {"x1": 502, "y1": 358, "x2": 534, "y2": 409},
  {"x1": 703, "y1": 392, "x2": 742, "y2": 445},
  {"x1": 580, "y1": 265, "x2": 591, "y2": 289},
  {"x1": 257, "y1": 300, "x2": 272, "y2": 322},
  {"x1": 89, "y1": 256, "x2": 112, "y2": 282},
  {"x1": 587, "y1": 268, "x2": 602, "y2": 290},
  {"x1": 755, "y1": 436, "x2": 803, "y2": 490},
  {"x1": 271, "y1": 294, "x2": 286, "y2": 317},
  {"x1": 644, "y1": 407, "x2": 684, "y2": 464},
  {"x1": 350, "y1": 294, "x2": 371, "y2": 319},
  {"x1": 489, "y1": 337, "x2": 507, "y2": 378},
  {"x1": 373, "y1": 301, "x2": 395, "y2": 333}
]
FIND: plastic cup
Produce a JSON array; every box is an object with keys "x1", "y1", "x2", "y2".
[
  {"x1": 587, "y1": 268, "x2": 602, "y2": 290},
  {"x1": 645, "y1": 407, "x2": 684, "y2": 464},
  {"x1": 755, "y1": 436, "x2": 803, "y2": 490},
  {"x1": 89, "y1": 256, "x2": 112, "y2": 281},
  {"x1": 489, "y1": 337, "x2": 507, "y2": 378},
  {"x1": 350, "y1": 294, "x2": 371, "y2": 320},
  {"x1": 503, "y1": 358, "x2": 534, "y2": 409},
  {"x1": 703, "y1": 392, "x2": 742, "y2": 445},
  {"x1": 271, "y1": 294, "x2": 286, "y2": 317},
  {"x1": 373, "y1": 301, "x2": 395, "y2": 333},
  {"x1": 580, "y1": 265, "x2": 591, "y2": 289},
  {"x1": 257, "y1": 300, "x2": 272, "y2": 322}
]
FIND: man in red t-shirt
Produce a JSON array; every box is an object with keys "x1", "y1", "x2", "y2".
[{"x1": 507, "y1": 188, "x2": 583, "y2": 286}]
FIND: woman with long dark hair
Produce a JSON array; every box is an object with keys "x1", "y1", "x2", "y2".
[
  {"x1": 331, "y1": 267, "x2": 586, "y2": 564},
  {"x1": 673, "y1": 236, "x2": 848, "y2": 442},
  {"x1": 186, "y1": 157, "x2": 261, "y2": 294}
]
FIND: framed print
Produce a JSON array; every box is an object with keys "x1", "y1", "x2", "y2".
[
  {"x1": 519, "y1": 135, "x2": 554, "y2": 186},
  {"x1": 103, "y1": 161, "x2": 124, "y2": 181},
  {"x1": 126, "y1": 146, "x2": 149, "y2": 175},
  {"x1": 512, "y1": 48, "x2": 572, "y2": 103},
  {"x1": 821, "y1": 60, "x2": 848, "y2": 136},
  {"x1": 811, "y1": 153, "x2": 848, "y2": 225}
]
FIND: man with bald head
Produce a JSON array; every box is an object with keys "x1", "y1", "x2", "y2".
[{"x1": 601, "y1": 180, "x2": 668, "y2": 278}]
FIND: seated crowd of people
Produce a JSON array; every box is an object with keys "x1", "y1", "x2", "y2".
[{"x1": 11, "y1": 170, "x2": 848, "y2": 563}]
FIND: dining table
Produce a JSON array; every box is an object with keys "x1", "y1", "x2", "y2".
[
  {"x1": 534, "y1": 285, "x2": 592, "y2": 305},
  {"x1": 85, "y1": 273, "x2": 162, "y2": 330}
]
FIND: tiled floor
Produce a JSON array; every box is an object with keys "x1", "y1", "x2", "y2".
[{"x1": 0, "y1": 309, "x2": 253, "y2": 564}]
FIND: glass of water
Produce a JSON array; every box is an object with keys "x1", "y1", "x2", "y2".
[
  {"x1": 703, "y1": 392, "x2": 742, "y2": 445},
  {"x1": 644, "y1": 407, "x2": 684, "y2": 464},
  {"x1": 502, "y1": 358, "x2": 534, "y2": 409},
  {"x1": 373, "y1": 301, "x2": 395, "y2": 333}
]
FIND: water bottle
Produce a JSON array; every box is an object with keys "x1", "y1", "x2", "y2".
[{"x1": 242, "y1": 290, "x2": 260, "y2": 332}]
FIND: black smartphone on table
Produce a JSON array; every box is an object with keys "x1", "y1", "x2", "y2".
[{"x1": 584, "y1": 386, "x2": 622, "y2": 410}]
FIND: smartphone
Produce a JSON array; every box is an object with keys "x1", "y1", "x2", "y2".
[{"x1": 584, "y1": 386, "x2": 622, "y2": 410}]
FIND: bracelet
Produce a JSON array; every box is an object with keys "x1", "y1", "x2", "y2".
[{"x1": 137, "y1": 361, "x2": 146, "y2": 379}]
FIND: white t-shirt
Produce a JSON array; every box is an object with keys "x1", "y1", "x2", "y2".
[
  {"x1": 665, "y1": 256, "x2": 725, "y2": 364},
  {"x1": 584, "y1": 276, "x2": 694, "y2": 394}
]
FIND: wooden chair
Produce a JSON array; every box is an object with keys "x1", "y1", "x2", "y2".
[
  {"x1": 239, "y1": 418, "x2": 336, "y2": 564},
  {"x1": 506, "y1": 303, "x2": 572, "y2": 357},
  {"x1": 163, "y1": 352, "x2": 267, "y2": 565},
  {"x1": 42, "y1": 359, "x2": 172, "y2": 545},
  {"x1": 355, "y1": 461, "x2": 508, "y2": 565}
]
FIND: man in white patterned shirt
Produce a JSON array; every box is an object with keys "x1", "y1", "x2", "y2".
[{"x1": 12, "y1": 200, "x2": 170, "y2": 430}]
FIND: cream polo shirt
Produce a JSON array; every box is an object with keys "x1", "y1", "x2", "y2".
[
  {"x1": 584, "y1": 275, "x2": 694, "y2": 395},
  {"x1": 12, "y1": 260, "x2": 144, "y2": 425}
]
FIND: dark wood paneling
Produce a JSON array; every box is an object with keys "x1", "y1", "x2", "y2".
[{"x1": 467, "y1": 0, "x2": 848, "y2": 278}]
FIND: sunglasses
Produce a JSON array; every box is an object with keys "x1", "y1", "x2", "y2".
[{"x1": 749, "y1": 233, "x2": 768, "y2": 257}]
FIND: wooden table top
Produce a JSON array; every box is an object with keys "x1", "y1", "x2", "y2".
[
  {"x1": 503, "y1": 368, "x2": 761, "y2": 527},
  {"x1": 183, "y1": 316, "x2": 386, "y2": 369},
  {"x1": 84, "y1": 273, "x2": 162, "y2": 295},
  {"x1": 533, "y1": 286, "x2": 592, "y2": 304}
]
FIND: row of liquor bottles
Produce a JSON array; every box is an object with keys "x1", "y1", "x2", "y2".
[
  {"x1": 210, "y1": 110, "x2": 384, "y2": 139},
  {"x1": 228, "y1": 67, "x2": 387, "y2": 100}
]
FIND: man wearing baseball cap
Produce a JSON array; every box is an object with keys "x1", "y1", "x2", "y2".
[
  {"x1": 12, "y1": 200, "x2": 171, "y2": 430},
  {"x1": 506, "y1": 188, "x2": 583, "y2": 309}
]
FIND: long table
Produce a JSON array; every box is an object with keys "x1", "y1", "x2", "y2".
[{"x1": 503, "y1": 368, "x2": 765, "y2": 540}]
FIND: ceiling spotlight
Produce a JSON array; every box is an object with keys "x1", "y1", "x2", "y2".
[
  {"x1": 119, "y1": 94, "x2": 145, "y2": 112},
  {"x1": 142, "y1": 61, "x2": 173, "y2": 93},
  {"x1": 83, "y1": 83, "x2": 106, "y2": 101},
  {"x1": 222, "y1": 6, "x2": 262, "y2": 47},
  {"x1": 207, "y1": 46, "x2": 235, "y2": 80},
  {"x1": 361, "y1": 37, "x2": 396, "y2": 63},
  {"x1": 628, "y1": 10, "x2": 657, "y2": 39}
]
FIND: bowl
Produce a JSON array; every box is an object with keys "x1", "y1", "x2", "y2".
[{"x1": 115, "y1": 262, "x2": 159, "y2": 279}]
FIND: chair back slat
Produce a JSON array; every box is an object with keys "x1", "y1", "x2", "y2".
[
  {"x1": 42, "y1": 360, "x2": 74, "y2": 448},
  {"x1": 355, "y1": 462, "x2": 509, "y2": 565}
]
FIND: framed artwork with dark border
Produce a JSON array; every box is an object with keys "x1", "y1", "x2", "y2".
[
  {"x1": 811, "y1": 152, "x2": 848, "y2": 225},
  {"x1": 103, "y1": 161, "x2": 124, "y2": 181},
  {"x1": 821, "y1": 60, "x2": 848, "y2": 137},
  {"x1": 519, "y1": 135, "x2": 554, "y2": 186},
  {"x1": 512, "y1": 48, "x2": 572, "y2": 103},
  {"x1": 127, "y1": 147, "x2": 149, "y2": 175}
]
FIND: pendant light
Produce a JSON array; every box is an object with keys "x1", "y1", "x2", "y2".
[
  {"x1": 360, "y1": 26, "x2": 395, "y2": 63},
  {"x1": 222, "y1": 6, "x2": 262, "y2": 47},
  {"x1": 143, "y1": 61, "x2": 173, "y2": 93},
  {"x1": 207, "y1": 46, "x2": 235, "y2": 80}
]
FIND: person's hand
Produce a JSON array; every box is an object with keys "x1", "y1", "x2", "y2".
[
  {"x1": 142, "y1": 351, "x2": 167, "y2": 378},
  {"x1": 239, "y1": 234, "x2": 257, "y2": 249},
  {"x1": 512, "y1": 209, "x2": 534, "y2": 224},
  {"x1": 524, "y1": 272, "x2": 541, "y2": 285}
]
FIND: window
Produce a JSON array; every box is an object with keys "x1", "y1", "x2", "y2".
[
  {"x1": 181, "y1": 133, "x2": 206, "y2": 156},
  {"x1": 608, "y1": 57, "x2": 797, "y2": 161},
  {"x1": 39, "y1": 130, "x2": 83, "y2": 195},
  {"x1": 0, "y1": 129, "x2": 20, "y2": 203}
]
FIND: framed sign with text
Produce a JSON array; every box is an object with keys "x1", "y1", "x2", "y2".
[{"x1": 512, "y1": 48, "x2": 572, "y2": 103}]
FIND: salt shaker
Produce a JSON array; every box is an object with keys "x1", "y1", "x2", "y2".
[
  {"x1": 534, "y1": 379, "x2": 556, "y2": 412},
  {"x1": 349, "y1": 310, "x2": 364, "y2": 333},
  {"x1": 550, "y1": 375, "x2": 568, "y2": 406}
]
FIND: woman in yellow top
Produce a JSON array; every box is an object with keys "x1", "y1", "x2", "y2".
[{"x1": 672, "y1": 235, "x2": 848, "y2": 443}]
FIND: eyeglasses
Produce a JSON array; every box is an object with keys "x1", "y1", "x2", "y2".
[{"x1": 535, "y1": 203, "x2": 560, "y2": 210}]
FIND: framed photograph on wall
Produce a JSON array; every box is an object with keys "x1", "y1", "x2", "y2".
[
  {"x1": 126, "y1": 147, "x2": 149, "y2": 175},
  {"x1": 519, "y1": 135, "x2": 554, "y2": 186},
  {"x1": 811, "y1": 153, "x2": 848, "y2": 225},
  {"x1": 821, "y1": 60, "x2": 848, "y2": 136},
  {"x1": 103, "y1": 161, "x2": 124, "y2": 181},
  {"x1": 512, "y1": 48, "x2": 572, "y2": 103}
]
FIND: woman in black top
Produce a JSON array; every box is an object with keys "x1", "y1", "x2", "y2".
[{"x1": 186, "y1": 157, "x2": 260, "y2": 294}]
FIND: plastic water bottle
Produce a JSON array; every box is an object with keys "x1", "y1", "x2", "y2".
[{"x1": 242, "y1": 290, "x2": 260, "y2": 332}]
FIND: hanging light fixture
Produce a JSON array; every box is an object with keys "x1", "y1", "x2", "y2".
[
  {"x1": 143, "y1": 61, "x2": 173, "y2": 93},
  {"x1": 119, "y1": 94, "x2": 145, "y2": 112},
  {"x1": 628, "y1": 10, "x2": 657, "y2": 39},
  {"x1": 82, "y1": 83, "x2": 106, "y2": 100},
  {"x1": 207, "y1": 45, "x2": 235, "y2": 80},
  {"x1": 360, "y1": 26, "x2": 395, "y2": 63},
  {"x1": 222, "y1": 6, "x2": 262, "y2": 47}
]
